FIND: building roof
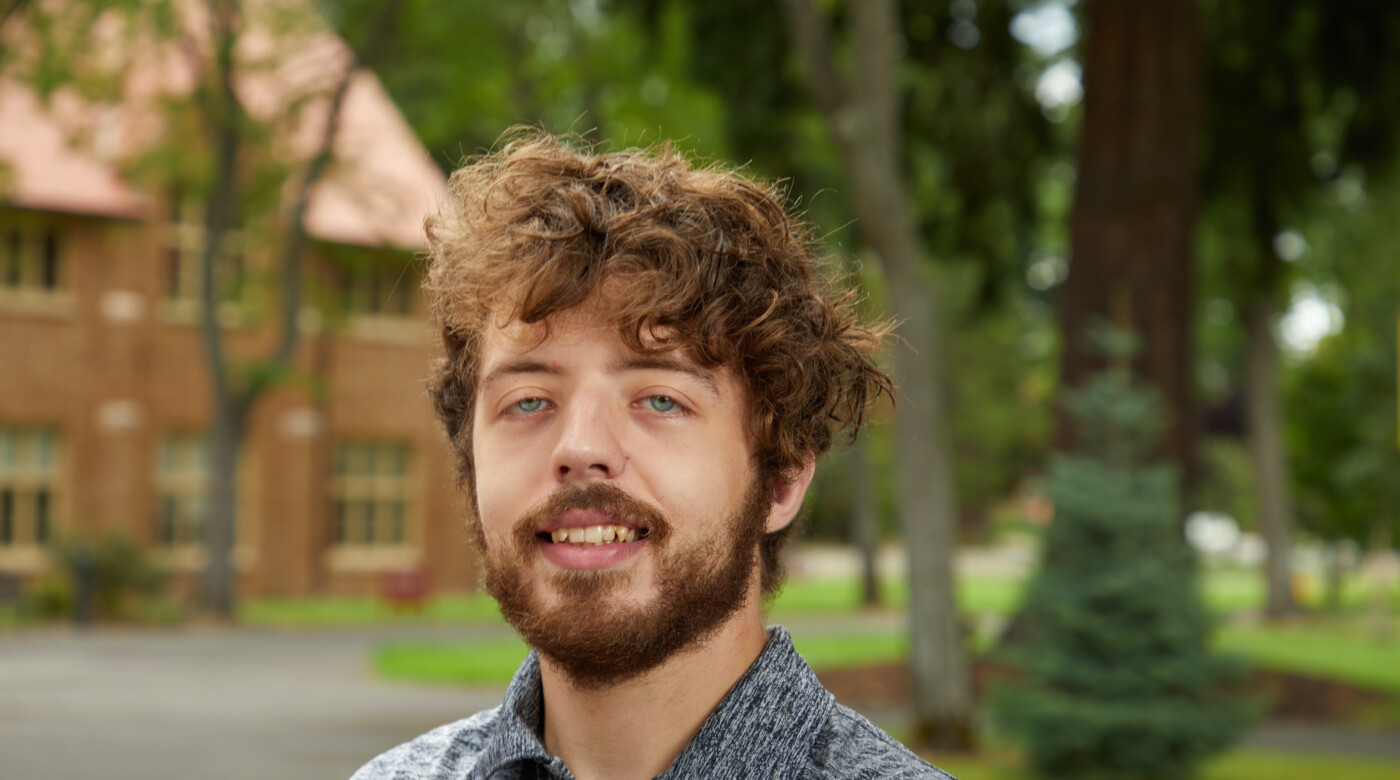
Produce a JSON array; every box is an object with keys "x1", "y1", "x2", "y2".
[
  {"x1": 0, "y1": 16, "x2": 446, "y2": 251},
  {"x1": 0, "y1": 77, "x2": 147, "y2": 219}
]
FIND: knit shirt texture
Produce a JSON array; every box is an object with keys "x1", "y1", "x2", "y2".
[{"x1": 351, "y1": 626, "x2": 953, "y2": 779}]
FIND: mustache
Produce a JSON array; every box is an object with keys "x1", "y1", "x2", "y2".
[{"x1": 511, "y1": 481, "x2": 672, "y2": 547}]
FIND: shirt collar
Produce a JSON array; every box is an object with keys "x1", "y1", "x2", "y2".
[
  {"x1": 473, "y1": 650, "x2": 563, "y2": 777},
  {"x1": 474, "y1": 626, "x2": 834, "y2": 779},
  {"x1": 661, "y1": 626, "x2": 835, "y2": 777}
]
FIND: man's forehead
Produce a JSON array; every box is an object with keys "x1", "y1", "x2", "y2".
[
  {"x1": 485, "y1": 308, "x2": 614, "y2": 347},
  {"x1": 476, "y1": 311, "x2": 724, "y2": 394}
]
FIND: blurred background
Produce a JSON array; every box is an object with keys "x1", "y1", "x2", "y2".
[{"x1": 1, "y1": 1, "x2": 1398, "y2": 779}]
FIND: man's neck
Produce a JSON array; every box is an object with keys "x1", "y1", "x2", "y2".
[{"x1": 537, "y1": 593, "x2": 769, "y2": 780}]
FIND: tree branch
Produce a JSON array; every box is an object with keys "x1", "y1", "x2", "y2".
[
  {"x1": 851, "y1": 0, "x2": 898, "y2": 158},
  {"x1": 270, "y1": 0, "x2": 404, "y2": 367},
  {"x1": 199, "y1": 0, "x2": 242, "y2": 406},
  {"x1": 0, "y1": 0, "x2": 30, "y2": 34}
]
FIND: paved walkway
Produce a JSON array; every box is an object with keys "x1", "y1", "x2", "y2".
[
  {"x1": 0, "y1": 625, "x2": 507, "y2": 780},
  {"x1": 3, "y1": 618, "x2": 1398, "y2": 779}
]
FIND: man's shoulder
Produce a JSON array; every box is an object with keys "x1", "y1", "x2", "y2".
[
  {"x1": 807, "y1": 702, "x2": 957, "y2": 780},
  {"x1": 350, "y1": 707, "x2": 504, "y2": 780}
]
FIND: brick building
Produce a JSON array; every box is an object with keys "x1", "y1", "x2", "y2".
[{"x1": 0, "y1": 35, "x2": 478, "y2": 597}]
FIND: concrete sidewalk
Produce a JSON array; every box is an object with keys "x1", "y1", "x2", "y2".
[{"x1": 0, "y1": 626, "x2": 509, "y2": 780}]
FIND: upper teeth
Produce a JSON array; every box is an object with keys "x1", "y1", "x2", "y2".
[{"x1": 550, "y1": 525, "x2": 639, "y2": 546}]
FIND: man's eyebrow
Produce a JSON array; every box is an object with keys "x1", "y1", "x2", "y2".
[
  {"x1": 479, "y1": 359, "x2": 560, "y2": 394},
  {"x1": 614, "y1": 354, "x2": 721, "y2": 396}
]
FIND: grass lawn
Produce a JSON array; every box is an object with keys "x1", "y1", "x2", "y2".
[
  {"x1": 1217, "y1": 620, "x2": 1400, "y2": 693},
  {"x1": 236, "y1": 562, "x2": 1392, "y2": 629},
  {"x1": 769, "y1": 575, "x2": 1029, "y2": 617},
  {"x1": 766, "y1": 567, "x2": 1346, "y2": 618},
  {"x1": 368, "y1": 594, "x2": 1400, "y2": 702},
  {"x1": 354, "y1": 568, "x2": 1398, "y2": 777},
  {"x1": 371, "y1": 631, "x2": 911, "y2": 687},
  {"x1": 374, "y1": 636, "x2": 530, "y2": 686}
]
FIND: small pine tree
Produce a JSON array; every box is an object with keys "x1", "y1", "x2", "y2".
[{"x1": 992, "y1": 328, "x2": 1256, "y2": 779}]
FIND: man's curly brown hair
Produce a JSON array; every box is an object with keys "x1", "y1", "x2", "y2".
[{"x1": 425, "y1": 131, "x2": 891, "y2": 596}]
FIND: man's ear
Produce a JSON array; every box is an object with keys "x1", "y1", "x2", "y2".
[{"x1": 764, "y1": 457, "x2": 817, "y2": 534}]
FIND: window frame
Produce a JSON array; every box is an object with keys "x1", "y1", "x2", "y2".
[
  {"x1": 0, "y1": 213, "x2": 65, "y2": 303},
  {"x1": 327, "y1": 440, "x2": 414, "y2": 549},
  {"x1": 0, "y1": 426, "x2": 61, "y2": 555}
]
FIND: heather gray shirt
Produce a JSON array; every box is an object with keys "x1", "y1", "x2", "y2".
[{"x1": 351, "y1": 626, "x2": 953, "y2": 779}]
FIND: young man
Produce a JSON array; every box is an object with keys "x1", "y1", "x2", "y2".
[{"x1": 353, "y1": 133, "x2": 952, "y2": 780}]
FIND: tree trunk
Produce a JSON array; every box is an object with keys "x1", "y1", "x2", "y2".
[
  {"x1": 779, "y1": 0, "x2": 974, "y2": 750},
  {"x1": 891, "y1": 277, "x2": 973, "y2": 749},
  {"x1": 202, "y1": 397, "x2": 245, "y2": 617},
  {"x1": 1246, "y1": 293, "x2": 1297, "y2": 618},
  {"x1": 195, "y1": 0, "x2": 400, "y2": 618},
  {"x1": 851, "y1": 436, "x2": 881, "y2": 608},
  {"x1": 196, "y1": 0, "x2": 244, "y2": 620},
  {"x1": 1060, "y1": 0, "x2": 1201, "y2": 485}
]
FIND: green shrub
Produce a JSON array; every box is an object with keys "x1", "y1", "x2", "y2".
[
  {"x1": 51, "y1": 534, "x2": 170, "y2": 622},
  {"x1": 23, "y1": 574, "x2": 72, "y2": 620},
  {"x1": 991, "y1": 331, "x2": 1258, "y2": 779}
]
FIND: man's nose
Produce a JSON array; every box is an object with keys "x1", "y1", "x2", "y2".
[{"x1": 551, "y1": 394, "x2": 626, "y2": 481}]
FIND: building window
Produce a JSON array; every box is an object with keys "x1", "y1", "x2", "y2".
[
  {"x1": 153, "y1": 435, "x2": 208, "y2": 547},
  {"x1": 344, "y1": 262, "x2": 419, "y2": 319},
  {"x1": 0, "y1": 427, "x2": 59, "y2": 548},
  {"x1": 162, "y1": 195, "x2": 244, "y2": 305},
  {"x1": 330, "y1": 442, "x2": 410, "y2": 547},
  {"x1": 0, "y1": 221, "x2": 62, "y2": 295}
]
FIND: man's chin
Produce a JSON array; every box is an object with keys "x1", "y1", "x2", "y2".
[
  {"x1": 482, "y1": 477, "x2": 770, "y2": 689},
  {"x1": 487, "y1": 551, "x2": 755, "y2": 690},
  {"x1": 527, "y1": 565, "x2": 651, "y2": 612}
]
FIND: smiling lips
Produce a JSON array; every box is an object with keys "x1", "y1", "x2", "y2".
[
  {"x1": 547, "y1": 524, "x2": 647, "y2": 546},
  {"x1": 536, "y1": 521, "x2": 648, "y2": 570},
  {"x1": 532, "y1": 506, "x2": 655, "y2": 569}
]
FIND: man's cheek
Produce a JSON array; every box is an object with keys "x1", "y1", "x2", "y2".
[{"x1": 472, "y1": 492, "x2": 510, "y2": 546}]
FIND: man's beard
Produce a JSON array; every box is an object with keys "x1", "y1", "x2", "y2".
[{"x1": 479, "y1": 479, "x2": 770, "y2": 690}]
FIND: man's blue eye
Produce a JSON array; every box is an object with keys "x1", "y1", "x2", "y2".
[
  {"x1": 645, "y1": 396, "x2": 680, "y2": 413},
  {"x1": 514, "y1": 398, "x2": 546, "y2": 413}
]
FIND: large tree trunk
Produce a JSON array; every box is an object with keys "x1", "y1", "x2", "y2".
[
  {"x1": 1240, "y1": 180, "x2": 1298, "y2": 619},
  {"x1": 1245, "y1": 297, "x2": 1297, "y2": 617},
  {"x1": 202, "y1": 399, "x2": 246, "y2": 616},
  {"x1": 890, "y1": 277, "x2": 973, "y2": 749},
  {"x1": 779, "y1": 0, "x2": 974, "y2": 750},
  {"x1": 850, "y1": 436, "x2": 881, "y2": 608},
  {"x1": 1060, "y1": 0, "x2": 1202, "y2": 484},
  {"x1": 197, "y1": 0, "x2": 245, "y2": 620},
  {"x1": 196, "y1": 0, "x2": 401, "y2": 619}
]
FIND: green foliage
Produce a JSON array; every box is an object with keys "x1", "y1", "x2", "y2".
[
  {"x1": 806, "y1": 264, "x2": 1056, "y2": 543},
  {"x1": 1196, "y1": 0, "x2": 1400, "y2": 453},
  {"x1": 945, "y1": 281, "x2": 1057, "y2": 536},
  {"x1": 20, "y1": 574, "x2": 73, "y2": 620},
  {"x1": 1285, "y1": 338, "x2": 1385, "y2": 545},
  {"x1": 352, "y1": 0, "x2": 733, "y2": 171},
  {"x1": 1194, "y1": 439, "x2": 1257, "y2": 532},
  {"x1": 992, "y1": 353, "x2": 1257, "y2": 779},
  {"x1": 47, "y1": 534, "x2": 171, "y2": 622},
  {"x1": 1283, "y1": 168, "x2": 1400, "y2": 548}
]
